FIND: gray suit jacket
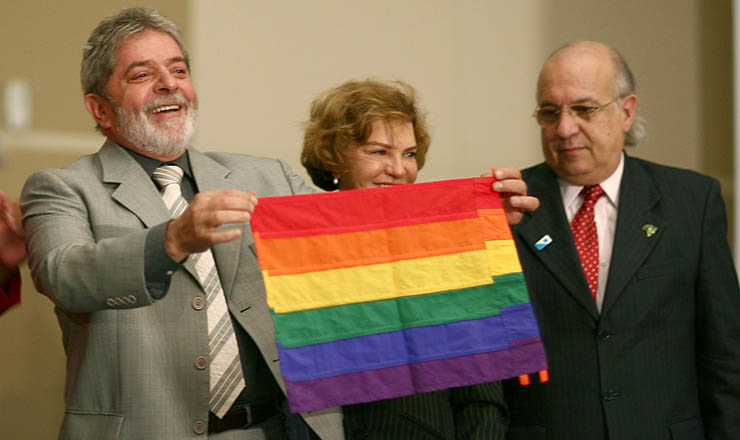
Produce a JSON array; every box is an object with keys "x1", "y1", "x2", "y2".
[
  {"x1": 504, "y1": 155, "x2": 740, "y2": 440},
  {"x1": 21, "y1": 140, "x2": 344, "y2": 440}
]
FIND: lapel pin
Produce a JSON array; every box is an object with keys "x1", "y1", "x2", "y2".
[
  {"x1": 642, "y1": 224, "x2": 658, "y2": 238},
  {"x1": 535, "y1": 234, "x2": 552, "y2": 251}
]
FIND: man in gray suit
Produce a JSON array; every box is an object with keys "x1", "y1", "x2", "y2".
[
  {"x1": 20, "y1": 8, "x2": 341, "y2": 440},
  {"x1": 21, "y1": 7, "x2": 535, "y2": 440}
]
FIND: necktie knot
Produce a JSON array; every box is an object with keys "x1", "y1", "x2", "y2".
[
  {"x1": 153, "y1": 165, "x2": 187, "y2": 219},
  {"x1": 581, "y1": 184, "x2": 604, "y2": 204},
  {"x1": 152, "y1": 165, "x2": 184, "y2": 189}
]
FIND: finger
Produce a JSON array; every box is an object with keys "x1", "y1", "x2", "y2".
[
  {"x1": 207, "y1": 227, "x2": 243, "y2": 244},
  {"x1": 194, "y1": 190, "x2": 257, "y2": 213},
  {"x1": 0, "y1": 206, "x2": 22, "y2": 236},
  {"x1": 8, "y1": 201, "x2": 23, "y2": 235},
  {"x1": 494, "y1": 167, "x2": 522, "y2": 180},
  {"x1": 493, "y1": 179, "x2": 528, "y2": 196},
  {"x1": 509, "y1": 195, "x2": 540, "y2": 212},
  {"x1": 220, "y1": 194, "x2": 257, "y2": 213},
  {"x1": 205, "y1": 210, "x2": 251, "y2": 228}
]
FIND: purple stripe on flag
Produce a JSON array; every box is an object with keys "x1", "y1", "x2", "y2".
[
  {"x1": 279, "y1": 303, "x2": 541, "y2": 382},
  {"x1": 284, "y1": 337, "x2": 548, "y2": 413}
]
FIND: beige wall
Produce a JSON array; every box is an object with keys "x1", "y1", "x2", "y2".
[
  {"x1": 189, "y1": 1, "x2": 731, "y2": 187},
  {"x1": 0, "y1": 151, "x2": 81, "y2": 439},
  {"x1": 0, "y1": 2, "x2": 188, "y2": 438},
  {"x1": 0, "y1": 1, "x2": 732, "y2": 438},
  {"x1": 0, "y1": 1, "x2": 188, "y2": 151},
  {"x1": 190, "y1": 0, "x2": 545, "y2": 182}
]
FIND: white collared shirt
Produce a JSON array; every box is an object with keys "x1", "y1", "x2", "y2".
[{"x1": 558, "y1": 154, "x2": 624, "y2": 313}]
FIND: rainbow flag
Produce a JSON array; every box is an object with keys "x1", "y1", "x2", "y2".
[{"x1": 250, "y1": 177, "x2": 547, "y2": 413}]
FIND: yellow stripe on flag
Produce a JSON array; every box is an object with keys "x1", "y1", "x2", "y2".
[
  {"x1": 264, "y1": 250, "x2": 494, "y2": 313},
  {"x1": 486, "y1": 239, "x2": 522, "y2": 275}
]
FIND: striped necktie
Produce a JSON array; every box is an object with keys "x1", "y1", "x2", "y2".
[{"x1": 152, "y1": 165, "x2": 245, "y2": 419}]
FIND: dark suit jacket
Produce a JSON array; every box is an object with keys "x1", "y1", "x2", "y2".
[
  {"x1": 504, "y1": 155, "x2": 740, "y2": 440},
  {"x1": 343, "y1": 383, "x2": 508, "y2": 440}
]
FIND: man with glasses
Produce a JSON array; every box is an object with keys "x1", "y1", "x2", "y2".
[{"x1": 504, "y1": 41, "x2": 740, "y2": 439}]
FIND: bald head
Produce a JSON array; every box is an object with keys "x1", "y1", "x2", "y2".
[
  {"x1": 535, "y1": 40, "x2": 641, "y2": 186},
  {"x1": 537, "y1": 41, "x2": 644, "y2": 147},
  {"x1": 538, "y1": 42, "x2": 619, "y2": 100}
]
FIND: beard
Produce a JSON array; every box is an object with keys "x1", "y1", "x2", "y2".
[{"x1": 112, "y1": 94, "x2": 198, "y2": 159}]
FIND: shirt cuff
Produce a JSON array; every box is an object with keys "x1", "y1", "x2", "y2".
[
  {"x1": 145, "y1": 222, "x2": 183, "y2": 300},
  {"x1": 0, "y1": 270, "x2": 21, "y2": 314}
]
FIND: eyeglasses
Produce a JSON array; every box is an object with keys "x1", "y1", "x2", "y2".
[{"x1": 532, "y1": 99, "x2": 618, "y2": 127}]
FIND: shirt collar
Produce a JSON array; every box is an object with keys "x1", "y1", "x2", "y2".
[
  {"x1": 123, "y1": 146, "x2": 194, "y2": 181},
  {"x1": 558, "y1": 152, "x2": 624, "y2": 209}
]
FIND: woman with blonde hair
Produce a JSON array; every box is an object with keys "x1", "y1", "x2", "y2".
[{"x1": 301, "y1": 79, "x2": 537, "y2": 439}]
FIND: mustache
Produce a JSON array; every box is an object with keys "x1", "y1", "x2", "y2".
[
  {"x1": 143, "y1": 94, "x2": 193, "y2": 112},
  {"x1": 106, "y1": 93, "x2": 196, "y2": 114},
  {"x1": 550, "y1": 139, "x2": 587, "y2": 151}
]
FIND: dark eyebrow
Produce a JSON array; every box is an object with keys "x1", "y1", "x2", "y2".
[
  {"x1": 570, "y1": 98, "x2": 600, "y2": 106},
  {"x1": 539, "y1": 95, "x2": 602, "y2": 106},
  {"x1": 168, "y1": 56, "x2": 188, "y2": 66},
  {"x1": 364, "y1": 142, "x2": 418, "y2": 150},
  {"x1": 359, "y1": 141, "x2": 390, "y2": 149},
  {"x1": 123, "y1": 56, "x2": 188, "y2": 76}
]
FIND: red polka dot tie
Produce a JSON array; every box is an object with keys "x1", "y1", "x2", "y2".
[{"x1": 570, "y1": 185, "x2": 605, "y2": 300}]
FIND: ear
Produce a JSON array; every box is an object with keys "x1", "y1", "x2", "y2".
[
  {"x1": 619, "y1": 93, "x2": 637, "y2": 133},
  {"x1": 84, "y1": 94, "x2": 114, "y2": 130}
]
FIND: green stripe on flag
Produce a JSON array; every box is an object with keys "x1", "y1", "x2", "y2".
[{"x1": 272, "y1": 273, "x2": 529, "y2": 348}]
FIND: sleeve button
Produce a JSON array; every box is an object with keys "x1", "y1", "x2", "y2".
[
  {"x1": 194, "y1": 356, "x2": 208, "y2": 370},
  {"x1": 192, "y1": 420, "x2": 206, "y2": 434}
]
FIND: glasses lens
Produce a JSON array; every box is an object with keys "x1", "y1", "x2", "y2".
[
  {"x1": 571, "y1": 105, "x2": 596, "y2": 121},
  {"x1": 535, "y1": 106, "x2": 560, "y2": 126}
]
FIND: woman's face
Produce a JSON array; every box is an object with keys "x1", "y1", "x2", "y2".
[{"x1": 339, "y1": 119, "x2": 418, "y2": 190}]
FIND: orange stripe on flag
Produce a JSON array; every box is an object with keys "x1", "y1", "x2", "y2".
[
  {"x1": 478, "y1": 209, "x2": 513, "y2": 241},
  {"x1": 255, "y1": 217, "x2": 486, "y2": 275}
]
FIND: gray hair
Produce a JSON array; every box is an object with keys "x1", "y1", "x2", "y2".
[
  {"x1": 611, "y1": 48, "x2": 646, "y2": 146},
  {"x1": 81, "y1": 7, "x2": 189, "y2": 97}
]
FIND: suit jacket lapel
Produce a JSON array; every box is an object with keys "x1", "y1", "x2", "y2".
[
  {"x1": 515, "y1": 165, "x2": 600, "y2": 320},
  {"x1": 188, "y1": 148, "x2": 245, "y2": 300},
  {"x1": 100, "y1": 139, "x2": 170, "y2": 228},
  {"x1": 601, "y1": 156, "x2": 662, "y2": 313}
]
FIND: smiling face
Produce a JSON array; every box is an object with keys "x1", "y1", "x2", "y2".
[
  {"x1": 339, "y1": 119, "x2": 418, "y2": 190},
  {"x1": 537, "y1": 42, "x2": 636, "y2": 185},
  {"x1": 84, "y1": 30, "x2": 198, "y2": 160}
]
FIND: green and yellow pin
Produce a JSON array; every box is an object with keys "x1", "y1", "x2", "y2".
[{"x1": 642, "y1": 224, "x2": 658, "y2": 237}]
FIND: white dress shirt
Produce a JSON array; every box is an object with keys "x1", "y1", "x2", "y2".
[{"x1": 559, "y1": 154, "x2": 624, "y2": 312}]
